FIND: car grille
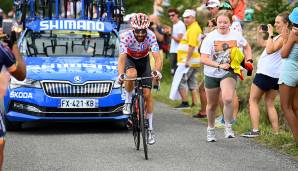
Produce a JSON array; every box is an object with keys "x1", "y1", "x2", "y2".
[{"x1": 41, "y1": 81, "x2": 113, "y2": 97}]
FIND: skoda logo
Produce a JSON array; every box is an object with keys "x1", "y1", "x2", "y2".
[{"x1": 74, "y1": 76, "x2": 81, "y2": 82}]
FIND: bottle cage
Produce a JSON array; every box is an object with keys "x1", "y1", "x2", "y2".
[{"x1": 13, "y1": 0, "x2": 125, "y2": 31}]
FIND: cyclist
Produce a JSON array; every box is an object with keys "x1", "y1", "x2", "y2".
[
  {"x1": 0, "y1": 31, "x2": 26, "y2": 170},
  {"x1": 117, "y1": 13, "x2": 162, "y2": 145}
]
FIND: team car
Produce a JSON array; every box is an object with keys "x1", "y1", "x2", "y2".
[{"x1": 2, "y1": 0, "x2": 128, "y2": 130}]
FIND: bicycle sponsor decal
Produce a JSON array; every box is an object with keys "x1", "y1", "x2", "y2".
[{"x1": 27, "y1": 19, "x2": 114, "y2": 32}]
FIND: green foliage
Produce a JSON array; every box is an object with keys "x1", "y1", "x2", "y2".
[
  {"x1": 0, "y1": 1, "x2": 13, "y2": 14},
  {"x1": 254, "y1": 0, "x2": 289, "y2": 25},
  {"x1": 159, "y1": 0, "x2": 202, "y2": 26},
  {"x1": 125, "y1": 0, "x2": 154, "y2": 14},
  {"x1": 168, "y1": 0, "x2": 199, "y2": 10}
]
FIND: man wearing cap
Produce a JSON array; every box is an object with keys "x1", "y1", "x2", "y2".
[
  {"x1": 206, "y1": 0, "x2": 221, "y2": 16},
  {"x1": 174, "y1": 9, "x2": 202, "y2": 109}
]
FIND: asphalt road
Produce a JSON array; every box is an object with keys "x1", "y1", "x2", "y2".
[{"x1": 4, "y1": 102, "x2": 298, "y2": 171}]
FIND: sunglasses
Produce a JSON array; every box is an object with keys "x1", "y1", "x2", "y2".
[
  {"x1": 134, "y1": 29, "x2": 147, "y2": 35},
  {"x1": 168, "y1": 14, "x2": 176, "y2": 17},
  {"x1": 292, "y1": 22, "x2": 298, "y2": 28}
]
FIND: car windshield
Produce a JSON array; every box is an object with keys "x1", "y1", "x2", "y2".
[{"x1": 20, "y1": 30, "x2": 119, "y2": 57}]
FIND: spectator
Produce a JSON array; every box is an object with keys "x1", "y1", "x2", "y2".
[
  {"x1": 193, "y1": 1, "x2": 220, "y2": 118},
  {"x1": 193, "y1": 19, "x2": 217, "y2": 118},
  {"x1": 200, "y1": 10, "x2": 252, "y2": 142},
  {"x1": 153, "y1": 0, "x2": 164, "y2": 17},
  {"x1": 165, "y1": 8, "x2": 186, "y2": 75},
  {"x1": 0, "y1": 31, "x2": 26, "y2": 170},
  {"x1": 229, "y1": 0, "x2": 246, "y2": 21},
  {"x1": 207, "y1": 0, "x2": 243, "y2": 33},
  {"x1": 206, "y1": 0, "x2": 221, "y2": 16},
  {"x1": 197, "y1": 0, "x2": 209, "y2": 11},
  {"x1": 221, "y1": 1, "x2": 243, "y2": 33},
  {"x1": 149, "y1": 15, "x2": 166, "y2": 62},
  {"x1": 242, "y1": 12, "x2": 290, "y2": 138},
  {"x1": 206, "y1": 18, "x2": 217, "y2": 33},
  {"x1": 193, "y1": 0, "x2": 241, "y2": 121},
  {"x1": 278, "y1": 7, "x2": 298, "y2": 141},
  {"x1": 174, "y1": 9, "x2": 202, "y2": 109}
]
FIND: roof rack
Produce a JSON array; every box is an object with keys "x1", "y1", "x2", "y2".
[{"x1": 14, "y1": 0, "x2": 125, "y2": 30}]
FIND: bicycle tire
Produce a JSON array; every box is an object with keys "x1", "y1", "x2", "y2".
[
  {"x1": 139, "y1": 95, "x2": 148, "y2": 160},
  {"x1": 132, "y1": 96, "x2": 140, "y2": 150}
]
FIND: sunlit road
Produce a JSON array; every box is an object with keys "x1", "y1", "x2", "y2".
[{"x1": 4, "y1": 102, "x2": 298, "y2": 171}]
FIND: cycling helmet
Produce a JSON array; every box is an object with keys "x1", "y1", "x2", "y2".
[{"x1": 130, "y1": 13, "x2": 150, "y2": 30}]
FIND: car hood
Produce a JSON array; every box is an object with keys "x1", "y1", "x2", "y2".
[{"x1": 26, "y1": 57, "x2": 118, "y2": 83}]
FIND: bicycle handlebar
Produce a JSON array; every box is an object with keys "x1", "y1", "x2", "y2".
[
  {"x1": 120, "y1": 75, "x2": 160, "y2": 91},
  {"x1": 121, "y1": 76, "x2": 153, "y2": 81}
]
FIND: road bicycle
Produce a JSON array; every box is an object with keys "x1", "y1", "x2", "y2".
[{"x1": 122, "y1": 75, "x2": 159, "y2": 160}]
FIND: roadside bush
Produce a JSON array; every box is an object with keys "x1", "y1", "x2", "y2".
[
  {"x1": 0, "y1": 1, "x2": 13, "y2": 14},
  {"x1": 254, "y1": 0, "x2": 289, "y2": 25}
]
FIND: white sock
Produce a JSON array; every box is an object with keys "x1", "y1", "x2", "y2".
[
  {"x1": 252, "y1": 128, "x2": 259, "y2": 132},
  {"x1": 225, "y1": 123, "x2": 232, "y2": 128},
  {"x1": 147, "y1": 113, "x2": 153, "y2": 130},
  {"x1": 207, "y1": 126, "x2": 215, "y2": 130},
  {"x1": 125, "y1": 90, "x2": 132, "y2": 103}
]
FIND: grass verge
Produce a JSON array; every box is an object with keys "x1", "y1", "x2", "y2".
[{"x1": 153, "y1": 56, "x2": 298, "y2": 159}]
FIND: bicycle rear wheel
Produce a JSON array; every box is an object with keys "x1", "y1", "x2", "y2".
[
  {"x1": 139, "y1": 95, "x2": 148, "y2": 160},
  {"x1": 132, "y1": 96, "x2": 140, "y2": 150}
]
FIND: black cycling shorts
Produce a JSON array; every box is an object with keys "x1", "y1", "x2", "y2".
[
  {"x1": 125, "y1": 55, "x2": 152, "y2": 89},
  {"x1": 253, "y1": 73, "x2": 279, "y2": 91}
]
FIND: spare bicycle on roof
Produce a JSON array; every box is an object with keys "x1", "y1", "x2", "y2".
[{"x1": 14, "y1": 0, "x2": 125, "y2": 30}]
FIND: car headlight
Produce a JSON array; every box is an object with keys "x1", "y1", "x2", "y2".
[
  {"x1": 113, "y1": 81, "x2": 122, "y2": 89},
  {"x1": 10, "y1": 78, "x2": 41, "y2": 89}
]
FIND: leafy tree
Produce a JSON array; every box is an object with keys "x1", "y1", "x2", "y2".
[
  {"x1": 254, "y1": 0, "x2": 289, "y2": 25},
  {"x1": 125, "y1": 0, "x2": 154, "y2": 14},
  {"x1": 169, "y1": 0, "x2": 199, "y2": 10},
  {"x1": 0, "y1": 1, "x2": 13, "y2": 14}
]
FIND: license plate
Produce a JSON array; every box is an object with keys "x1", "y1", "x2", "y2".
[{"x1": 60, "y1": 99, "x2": 98, "y2": 108}]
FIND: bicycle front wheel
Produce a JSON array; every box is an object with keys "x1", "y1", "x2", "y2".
[
  {"x1": 132, "y1": 96, "x2": 140, "y2": 150},
  {"x1": 139, "y1": 95, "x2": 148, "y2": 160}
]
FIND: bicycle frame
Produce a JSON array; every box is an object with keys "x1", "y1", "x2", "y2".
[{"x1": 122, "y1": 76, "x2": 152, "y2": 160}]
